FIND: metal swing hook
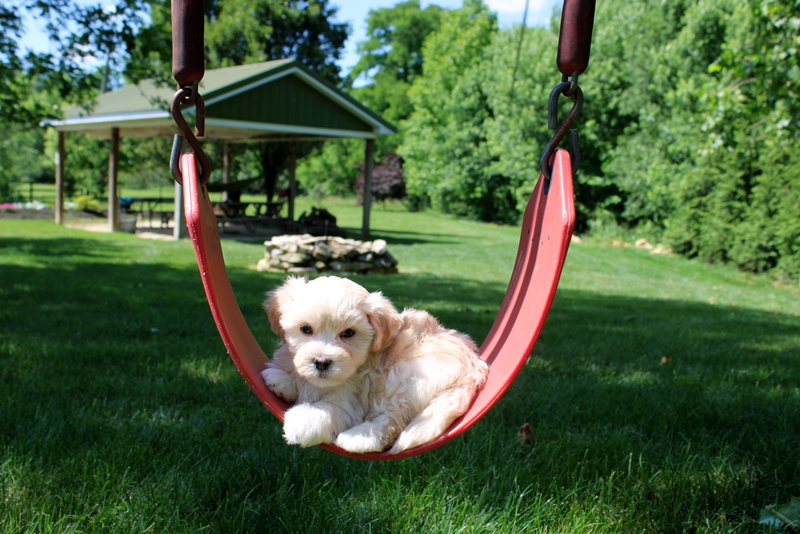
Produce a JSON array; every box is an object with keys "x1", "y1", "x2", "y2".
[
  {"x1": 170, "y1": 81, "x2": 212, "y2": 186},
  {"x1": 539, "y1": 78, "x2": 583, "y2": 183}
]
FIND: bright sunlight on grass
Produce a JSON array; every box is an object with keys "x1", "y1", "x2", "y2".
[{"x1": 1, "y1": 201, "x2": 798, "y2": 533}]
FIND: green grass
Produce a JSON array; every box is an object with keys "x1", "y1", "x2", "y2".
[{"x1": 1, "y1": 200, "x2": 799, "y2": 533}]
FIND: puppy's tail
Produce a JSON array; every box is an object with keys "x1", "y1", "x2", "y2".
[{"x1": 389, "y1": 378, "x2": 482, "y2": 454}]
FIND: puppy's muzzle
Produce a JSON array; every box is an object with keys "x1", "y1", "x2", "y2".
[{"x1": 313, "y1": 356, "x2": 332, "y2": 372}]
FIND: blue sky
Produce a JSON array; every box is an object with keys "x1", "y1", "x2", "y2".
[{"x1": 19, "y1": 0, "x2": 560, "y2": 78}]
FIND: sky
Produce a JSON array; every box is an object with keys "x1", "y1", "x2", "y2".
[{"x1": 19, "y1": 0, "x2": 561, "y2": 79}]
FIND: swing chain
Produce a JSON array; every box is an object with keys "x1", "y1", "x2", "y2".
[
  {"x1": 561, "y1": 71, "x2": 580, "y2": 97},
  {"x1": 539, "y1": 72, "x2": 583, "y2": 182},
  {"x1": 170, "y1": 81, "x2": 212, "y2": 186}
]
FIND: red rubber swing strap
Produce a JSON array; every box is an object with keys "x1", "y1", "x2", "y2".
[
  {"x1": 181, "y1": 153, "x2": 291, "y2": 419},
  {"x1": 356, "y1": 149, "x2": 573, "y2": 460},
  {"x1": 359, "y1": 149, "x2": 576, "y2": 461},
  {"x1": 438, "y1": 148, "x2": 575, "y2": 440},
  {"x1": 181, "y1": 149, "x2": 574, "y2": 461}
]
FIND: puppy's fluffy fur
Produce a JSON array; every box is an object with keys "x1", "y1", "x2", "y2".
[{"x1": 261, "y1": 276, "x2": 488, "y2": 454}]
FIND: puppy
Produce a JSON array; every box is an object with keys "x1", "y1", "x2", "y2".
[{"x1": 261, "y1": 276, "x2": 488, "y2": 454}]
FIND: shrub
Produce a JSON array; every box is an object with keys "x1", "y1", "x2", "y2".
[
  {"x1": 73, "y1": 194, "x2": 102, "y2": 213},
  {"x1": 665, "y1": 138, "x2": 800, "y2": 281},
  {"x1": 354, "y1": 153, "x2": 406, "y2": 204}
]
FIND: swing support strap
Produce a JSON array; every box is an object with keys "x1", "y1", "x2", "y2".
[
  {"x1": 540, "y1": 0, "x2": 596, "y2": 181},
  {"x1": 169, "y1": 0, "x2": 211, "y2": 185}
]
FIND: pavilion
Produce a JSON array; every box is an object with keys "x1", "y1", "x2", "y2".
[{"x1": 44, "y1": 58, "x2": 396, "y2": 239}]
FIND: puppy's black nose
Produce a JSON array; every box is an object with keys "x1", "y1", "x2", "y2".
[{"x1": 313, "y1": 357, "x2": 332, "y2": 372}]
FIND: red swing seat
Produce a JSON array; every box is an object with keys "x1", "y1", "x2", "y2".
[{"x1": 181, "y1": 149, "x2": 575, "y2": 460}]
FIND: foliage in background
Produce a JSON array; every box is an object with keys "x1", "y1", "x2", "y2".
[
  {"x1": 204, "y1": 0, "x2": 348, "y2": 83},
  {"x1": 354, "y1": 153, "x2": 406, "y2": 204},
  {"x1": 127, "y1": 0, "x2": 348, "y2": 84},
  {"x1": 295, "y1": 139, "x2": 363, "y2": 199},
  {"x1": 42, "y1": 133, "x2": 107, "y2": 199},
  {"x1": 117, "y1": 136, "x2": 173, "y2": 190},
  {"x1": 593, "y1": 0, "x2": 800, "y2": 279},
  {"x1": 662, "y1": 0, "x2": 800, "y2": 279},
  {"x1": 399, "y1": 0, "x2": 611, "y2": 227},
  {"x1": 398, "y1": 0, "x2": 799, "y2": 278},
  {"x1": 0, "y1": 124, "x2": 52, "y2": 201},
  {"x1": 0, "y1": 0, "x2": 149, "y2": 201},
  {"x1": 346, "y1": 0, "x2": 445, "y2": 157},
  {"x1": 400, "y1": 0, "x2": 505, "y2": 221},
  {"x1": 293, "y1": 0, "x2": 448, "y2": 202},
  {"x1": 0, "y1": 0, "x2": 148, "y2": 125}
]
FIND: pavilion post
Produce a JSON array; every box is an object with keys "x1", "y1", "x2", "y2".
[
  {"x1": 54, "y1": 131, "x2": 66, "y2": 225},
  {"x1": 361, "y1": 138, "x2": 375, "y2": 240},
  {"x1": 222, "y1": 141, "x2": 232, "y2": 201},
  {"x1": 107, "y1": 127, "x2": 120, "y2": 232},
  {"x1": 287, "y1": 141, "x2": 296, "y2": 220}
]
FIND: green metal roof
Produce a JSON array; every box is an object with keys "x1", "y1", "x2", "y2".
[{"x1": 47, "y1": 59, "x2": 396, "y2": 140}]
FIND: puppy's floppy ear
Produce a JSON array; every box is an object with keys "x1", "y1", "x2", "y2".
[
  {"x1": 263, "y1": 276, "x2": 308, "y2": 336},
  {"x1": 363, "y1": 291, "x2": 402, "y2": 353}
]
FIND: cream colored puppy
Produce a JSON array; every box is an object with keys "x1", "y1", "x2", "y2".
[{"x1": 261, "y1": 276, "x2": 488, "y2": 454}]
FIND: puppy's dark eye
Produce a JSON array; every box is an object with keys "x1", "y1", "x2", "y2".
[
  {"x1": 340, "y1": 328, "x2": 356, "y2": 339},
  {"x1": 300, "y1": 325, "x2": 313, "y2": 335}
]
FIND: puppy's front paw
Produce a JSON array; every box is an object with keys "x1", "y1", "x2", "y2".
[
  {"x1": 261, "y1": 366, "x2": 297, "y2": 403},
  {"x1": 335, "y1": 422, "x2": 389, "y2": 453},
  {"x1": 283, "y1": 404, "x2": 336, "y2": 447}
]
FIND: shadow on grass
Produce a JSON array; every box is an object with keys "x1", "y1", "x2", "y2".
[
  {"x1": 0, "y1": 235, "x2": 128, "y2": 260},
  {"x1": 1, "y1": 240, "x2": 798, "y2": 531},
  {"x1": 361, "y1": 228, "x2": 461, "y2": 247},
  {"x1": 505, "y1": 288, "x2": 800, "y2": 441},
  {"x1": 206, "y1": 227, "x2": 462, "y2": 247}
]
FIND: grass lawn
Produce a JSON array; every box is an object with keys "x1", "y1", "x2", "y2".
[{"x1": 1, "y1": 198, "x2": 799, "y2": 533}]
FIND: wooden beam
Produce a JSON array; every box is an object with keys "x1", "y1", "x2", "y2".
[
  {"x1": 287, "y1": 141, "x2": 296, "y2": 220},
  {"x1": 54, "y1": 131, "x2": 66, "y2": 225},
  {"x1": 107, "y1": 127, "x2": 120, "y2": 232},
  {"x1": 361, "y1": 138, "x2": 375, "y2": 240}
]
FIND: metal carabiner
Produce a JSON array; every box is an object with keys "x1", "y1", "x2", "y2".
[
  {"x1": 170, "y1": 81, "x2": 212, "y2": 186},
  {"x1": 539, "y1": 80, "x2": 583, "y2": 183}
]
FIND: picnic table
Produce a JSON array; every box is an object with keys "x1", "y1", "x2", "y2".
[
  {"x1": 211, "y1": 201, "x2": 283, "y2": 218},
  {"x1": 211, "y1": 200, "x2": 284, "y2": 233},
  {"x1": 125, "y1": 197, "x2": 174, "y2": 228}
]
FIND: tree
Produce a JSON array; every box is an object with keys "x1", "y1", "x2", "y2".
[
  {"x1": 0, "y1": 0, "x2": 150, "y2": 201},
  {"x1": 404, "y1": 0, "x2": 565, "y2": 223},
  {"x1": 128, "y1": 0, "x2": 349, "y2": 85},
  {"x1": 354, "y1": 153, "x2": 406, "y2": 204},
  {"x1": 205, "y1": 0, "x2": 347, "y2": 83},
  {"x1": 295, "y1": 1, "x2": 446, "y2": 199},
  {"x1": 349, "y1": 0, "x2": 445, "y2": 148},
  {"x1": 564, "y1": 0, "x2": 800, "y2": 278},
  {"x1": 660, "y1": 0, "x2": 800, "y2": 278},
  {"x1": 350, "y1": 0, "x2": 444, "y2": 86},
  {"x1": 295, "y1": 139, "x2": 363, "y2": 199}
]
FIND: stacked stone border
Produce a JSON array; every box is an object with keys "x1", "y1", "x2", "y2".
[{"x1": 256, "y1": 234, "x2": 398, "y2": 274}]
